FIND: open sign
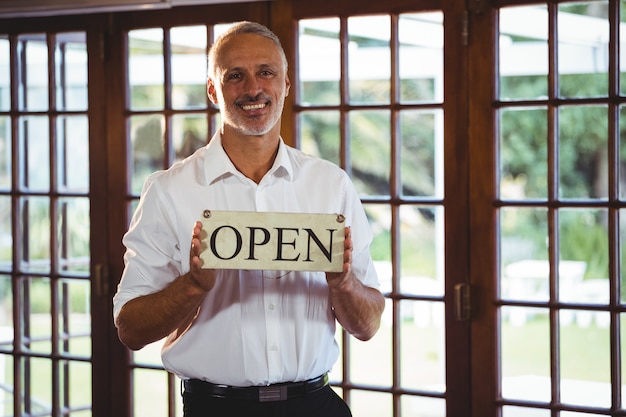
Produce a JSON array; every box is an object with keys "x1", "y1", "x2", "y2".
[{"x1": 199, "y1": 210, "x2": 345, "y2": 272}]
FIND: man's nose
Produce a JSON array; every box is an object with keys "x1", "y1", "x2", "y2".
[{"x1": 243, "y1": 76, "x2": 263, "y2": 97}]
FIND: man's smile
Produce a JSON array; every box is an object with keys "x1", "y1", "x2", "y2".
[{"x1": 241, "y1": 102, "x2": 267, "y2": 111}]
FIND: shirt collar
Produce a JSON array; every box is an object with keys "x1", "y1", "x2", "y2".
[{"x1": 203, "y1": 131, "x2": 293, "y2": 185}]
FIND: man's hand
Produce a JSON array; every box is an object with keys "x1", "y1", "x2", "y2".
[
  {"x1": 188, "y1": 221, "x2": 217, "y2": 292},
  {"x1": 325, "y1": 227, "x2": 385, "y2": 341}
]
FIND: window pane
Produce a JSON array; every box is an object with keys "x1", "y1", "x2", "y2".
[
  {"x1": 502, "y1": 406, "x2": 550, "y2": 417},
  {"x1": 20, "y1": 116, "x2": 50, "y2": 192},
  {"x1": 350, "y1": 110, "x2": 390, "y2": 196},
  {"x1": 349, "y1": 390, "x2": 392, "y2": 417},
  {"x1": 20, "y1": 197, "x2": 51, "y2": 274},
  {"x1": 400, "y1": 300, "x2": 445, "y2": 391},
  {"x1": 18, "y1": 34, "x2": 48, "y2": 111},
  {"x1": 57, "y1": 115, "x2": 89, "y2": 192},
  {"x1": 400, "y1": 205, "x2": 444, "y2": 296},
  {"x1": 621, "y1": 0, "x2": 626, "y2": 94},
  {"x1": 20, "y1": 277, "x2": 51, "y2": 353},
  {"x1": 129, "y1": 29, "x2": 164, "y2": 110},
  {"x1": 499, "y1": 5, "x2": 548, "y2": 100},
  {"x1": 133, "y1": 369, "x2": 170, "y2": 417},
  {"x1": 348, "y1": 15, "x2": 390, "y2": 104},
  {"x1": 300, "y1": 110, "x2": 340, "y2": 166},
  {"x1": 399, "y1": 12, "x2": 443, "y2": 103},
  {"x1": 58, "y1": 198, "x2": 90, "y2": 274},
  {"x1": 558, "y1": 1, "x2": 609, "y2": 98},
  {"x1": 559, "y1": 105, "x2": 608, "y2": 199},
  {"x1": 0, "y1": 115, "x2": 9, "y2": 189},
  {"x1": 129, "y1": 115, "x2": 164, "y2": 195},
  {"x1": 132, "y1": 339, "x2": 164, "y2": 368},
  {"x1": 500, "y1": 207, "x2": 549, "y2": 302},
  {"x1": 400, "y1": 110, "x2": 443, "y2": 198},
  {"x1": 0, "y1": 35, "x2": 8, "y2": 111},
  {"x1": 0, "y1": 197, "x2": 10, "y2": 266},
  {"x1": 560, "y1": 310, "x2": 610, "y2": 407},
  {"x1": 0, "y1": 354, "x2": 13, "y2": 413},
  {"x1": 401, "y1": 396, "x2": 445, "y2": 417},
  {"x1": 171, "y1": 26, "x2": 207, "y2": 110},
  {"x1": 621, "y1": 210, "x2": 626, "y2": 303},
  {"x1": 349, "y1": 321, "x2": 391, "y2": 387},
  {"x1": 172, "y1": 113, "x2": 207, "y2": 163},
  {"x1": 0, "y1": 274, "x2": 12, "y2": 343},
  {"x1": 559, "y1": 208, "x2": 608, "y2": 304},
  {"x1": 298, "y1": 18, "x2": 340, "y2": 106},
  {"x1": 58, "y1": 279, "x2": 90, "y2": 357},
  {"x1": 63, "y1": 360, "x2": 92, "y2": 413},
  {"x1": 22, "y1": 357, "x2": 52, "y2": 415},
  {"x1": 55, "y1": 32, "x2": 88, "y2": 111},
  {"x1": 499, "y1": 107, "x2": 548, "y2": 200},
  {"x1": 620, "y1": 105, "x2": 626, "y2": 199},
  {"x1": 501, "y1": 306, "x2": 550, "y2": 401}
]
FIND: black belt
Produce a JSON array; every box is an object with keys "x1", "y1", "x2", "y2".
[{"x1": 183, "y1": 373, "x2": 329, "y2": 402}]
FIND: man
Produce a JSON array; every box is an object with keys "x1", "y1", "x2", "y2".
[{"x1": 113, "y1": 21, "x2": 385, "y2": 417}]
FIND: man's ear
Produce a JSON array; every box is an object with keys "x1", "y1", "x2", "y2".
[
  {"x1": 207, "y1": 79, "x2": 218, "y2": 105},
  {"x1": 285, "y1": 76, "x2": 291, "y2": 97}
]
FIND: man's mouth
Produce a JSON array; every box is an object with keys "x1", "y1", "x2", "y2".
[{"x1": 241, "y1": 103, "x2": 267, "y2": 111}]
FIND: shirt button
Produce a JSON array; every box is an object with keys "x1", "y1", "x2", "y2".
[
  {"x1": 268, "y1": 303, "x2": 275, "y2": 310},
  {"x1": 270, "y1": 345, "x2": 278, "y2": 351}
]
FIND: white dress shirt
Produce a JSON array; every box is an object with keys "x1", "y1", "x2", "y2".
[{"x1": 113, "y1": 132, "x2": 379, "y2": 387}]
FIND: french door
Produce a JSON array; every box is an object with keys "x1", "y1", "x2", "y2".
[{"x1": 1, "y1": 0, "x2": 622, "y2": 416}]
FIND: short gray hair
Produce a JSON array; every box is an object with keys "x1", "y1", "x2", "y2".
[{"x1": 207, "y1": 21, "x2": 288, "y2": 80}]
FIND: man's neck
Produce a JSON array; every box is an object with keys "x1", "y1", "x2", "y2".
[{"x1": 220, "y1": 126, "x2": 281, "y2": 184}]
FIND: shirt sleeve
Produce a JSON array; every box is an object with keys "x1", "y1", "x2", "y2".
[{"x1": 112, "y1": 174, "x2": 186, "y2": 321}]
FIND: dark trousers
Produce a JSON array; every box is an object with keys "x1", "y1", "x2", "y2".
[{"x1": 182, "y1": 385, "x2": 352, "y2": 417}]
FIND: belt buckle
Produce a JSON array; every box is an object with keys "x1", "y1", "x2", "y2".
[{"x1": 258, "y1": 385, "x2": 288, "y2": 402}]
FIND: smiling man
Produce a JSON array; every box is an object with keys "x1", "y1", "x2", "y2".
[{"x1": 113, "y1": 21, "x2": 385, "y2": 417}]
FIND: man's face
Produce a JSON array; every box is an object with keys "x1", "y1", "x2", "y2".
[{"x1": 208, "y1": 33, "x2": 290, "y2": 137}]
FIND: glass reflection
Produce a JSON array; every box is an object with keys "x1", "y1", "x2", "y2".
[
  {"x1": 399, "y1": 12, "x2": 443, "y2": 103},
  {"x1": 58, "y1": 198, "x2": 90, "y2": 275},
  {"x1": 57, "y1": 116, "x2": 89, "y2": 193},
  {"x1": 499, "y1": 5, "x2": 549, "y2": 100},
  {"x1": 298, "y1": 18, "x2": 340, "y2": 106},
  {"x1": 558, "y1": 2, "x2": 609, "y2": 98},
  {"x1": 18, "y1": 34, "x2": 48, "y2": 111},
  {"x1": 558, "y1": 208, "x2": 608, "y2": 304},
  {"x1": 400, "y1": 205, "x2": 444, "y2": 296},
  {"x1": 171, "y1": 26, "x2": 207, "y2": 110},
  {"x1": 500, "y1": 207, "x2": 549, "y2": 302},
  {"x1": 400, "y1": 300, "x2": 445, "y2": 392},
  {"x1": 129, "y1": 28, "x2": 164, "y2": 110},
  {"x1": 172, "y1": 114, "x2": 208, "y2": 163},
  {"x1": 559, "y1": 105, "x2": 607, "y2": 199},
  {"x1": 499, "y1": 107, "x2": 548, "y2": 200},
  {"x1": 348, "y1": 15, "x2": 390, "y2": 104},
  {"x1": 20, "y1": 197, "x2": 51, "y2": 274},
  {"x1": 560, "y1": 310, "x2": 610, "y2": 408},
  {"x1": 0, "y1": 116, "x2": 9, "y2": 189},
  {"x1": 300, "y1": 110, "x2": 340, "y2": 166},
  {"x1": 501, "y1": 306, "x2": 550, "y2": 402},
  {"x1": 58, "y1": 279, "x2": 91, "y2": 357},
  {"x1": 0, "y1": 197, "x2": 9, "y2": 269},
  {"x1": 400, "y1": 110, "x2": 443, "y2": 199},
  {"x1": 349, "y1": 110, "x2": 390, "y2": 196},
  {"x1": 19, "y1": 116, "x2": 50, "y2": 191},
  {"x1": 129, "y1": 115, "x2": 164, "y2": 195},
  {"x1": 55, "y1": 32, "x2": 88, "y2": 111},
  {"x1": 0, "y1": 36, "x2": 8, "y2": 111}
]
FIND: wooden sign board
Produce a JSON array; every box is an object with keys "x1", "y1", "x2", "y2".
[{"x1": 199, "y1": 210, "x2": 345, "y2": 272}]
